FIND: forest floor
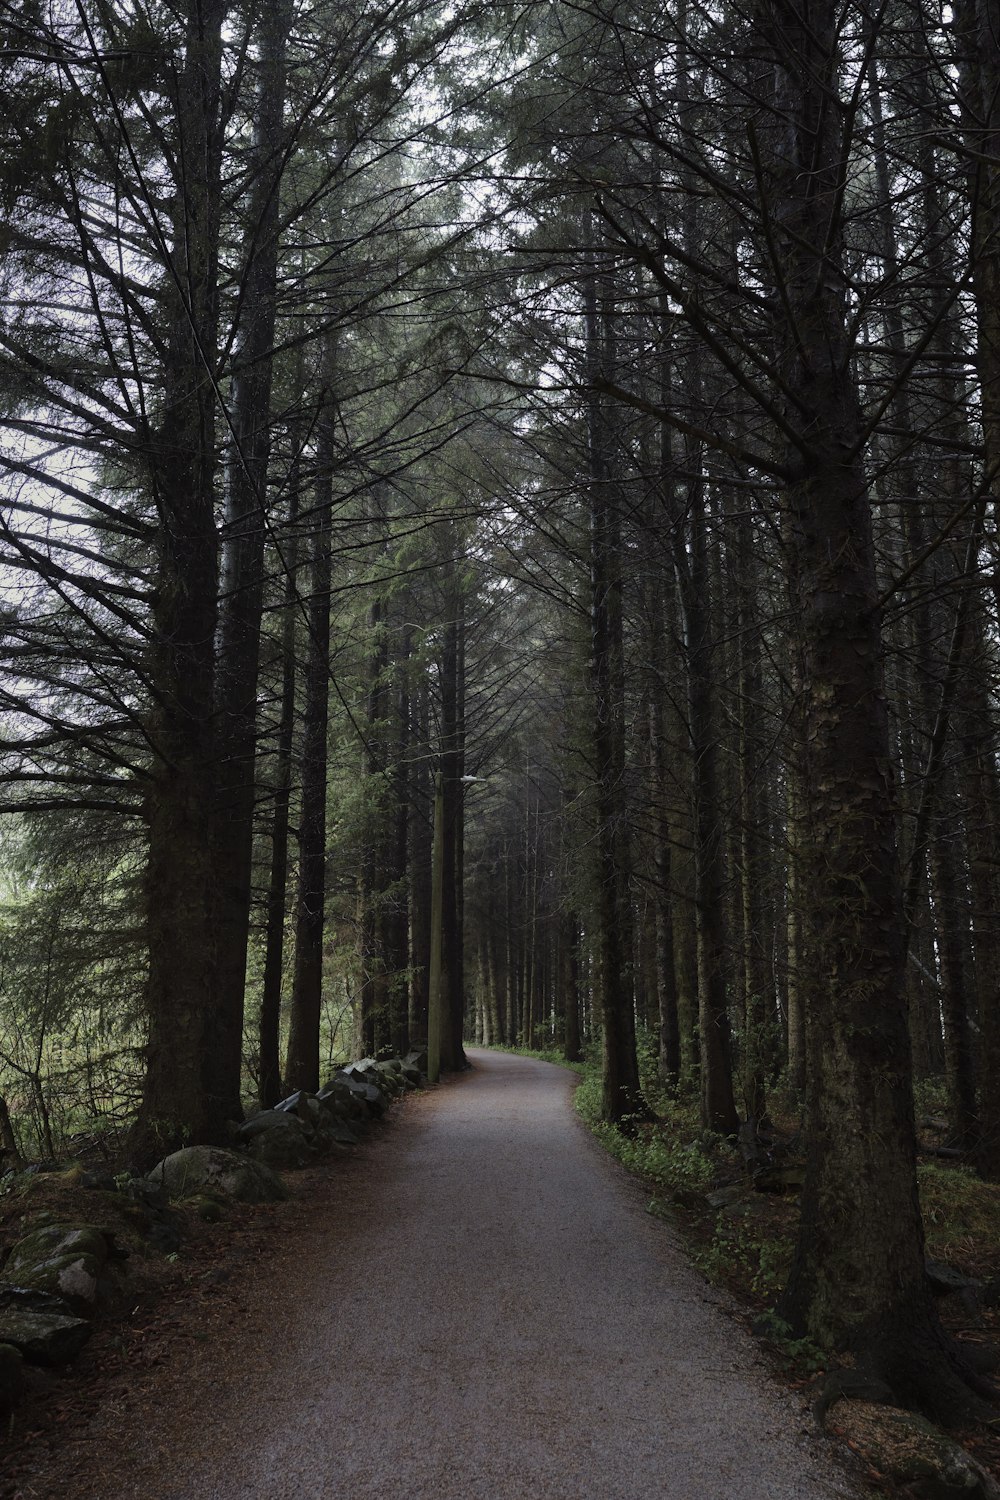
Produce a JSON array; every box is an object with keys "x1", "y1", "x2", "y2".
[{"x1": 0, "y1": 1050, "x2": 859, "y2": 1499}]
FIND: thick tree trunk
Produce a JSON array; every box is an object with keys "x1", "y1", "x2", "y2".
[
  {"x1": 131, "y1": 0, "x2": 225, "y2": 1163},
  {"x1": 211, "y1": 0, "x2": 293, "y2": 1126},
  {"x1": 758, "y1": 0, "x2": 984, "y2": 1415}
]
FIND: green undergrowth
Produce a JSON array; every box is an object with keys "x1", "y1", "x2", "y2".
[
  {"x1": 573, "y1": 1067, "x2": 719, "y2": 1196},
  {"x1": 481, "y1": 1042, "x2": 586, "y2": 1073},
  {"x1": 483, "y1": 1042, "x2": 723, "y2": 1199},
  {"x1": 480, "y1": 1044, "x2": 1000, "y2": 1325},
  {"x1": 691, "y1": 1216, "x2": 794, "y2": 1304},
  {"x1": 918, "y1": 1161, "x2": 1000, "y2": 1275}
]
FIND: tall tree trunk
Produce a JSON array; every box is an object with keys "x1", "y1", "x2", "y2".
[
  {"x1": 408, "y1": 671, "x2": 432, "y2": 1047},
  {"x1": 758, "y1": 0, "x2": 982, "y2": 1414},
  {"x1": 954, "y1": 0, "x2": 1000, "y2": 1178},
  {"x1": 584, "y1": 243, "x2": 647, "y2": 1124},
  {"x1": 285, "y1": 386, "x2": 334, "y2": 1093},
  {"x1": 438, "y1": 555, "x2": 465, "y2": 1071},
  {"x1": 649, "y1": 684, "x2": 680, "y2": 1086},
  {"x1": 958, "y1": 597, "x2": 1000, "y2": 1177},
  {"x1": 737, "y1": 501, "x2": 769, "y2": 1122},
  {"x1": 451, "y1": 595, "x2": 468, "y2": 1064},
  {"x1": 212, "y1": 0, "x2": 294, "y2": 1126},
  {"x1": 679, "y1": 475, "x2": 738, "y2": 1136},
  {"x1": 258, "y1": 480, "x2": 300, "y2": 1107},
  {"x1": 359, "y1": 590, "x2": 391, "y2": 1056},
  {"x1": 132, "y1": 0, "x2": 225, "y2": 1162},
  {"x1": 784, "y1": 769, "x2": 806, "y2": 1096},
  {"x1": 388, "y1": 626, "x2": 412, "y2": 1058}
]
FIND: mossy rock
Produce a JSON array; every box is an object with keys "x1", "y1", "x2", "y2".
[
  {"x1": 148, "y1": 1147, "x2": 287, "y2": 1205},
  {"x1": 1, "y1": 1225, "x2": 115, "y2": 1317},
  {"x1": 828, "y1": 1399, "x2": 1000, "y2": 1498},
  {"x1": 0, "y1": 1293, "x2": 91, "y2": 1366},
  {"x1": 5, "y1": 1224, "x2": 109, "y2": 1274},
  {"x1": 317, "y1": 1083, "x2": 366, "y2": 1121},
  {"x1": 242, "y1": 1115, "x2": 314, "y2": 1170},
  {"x1": 185, "y1": 1194, "x2": 226, "y2": 1223}
]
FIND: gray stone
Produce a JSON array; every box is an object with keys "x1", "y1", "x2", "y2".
[
  {"x1": 342, "y1": 1059, "x2": 378, "y2": 1080},
  {"x1": 315, "y1": 1087, "x2": 354, "y2": 1121},
  {"x1": 148, "y1": 1146, "x2": 287, "y2": 1204},
  {"x1": 0, "y1": 1300, "x2": 91, "y2": 1366},
  {"x1": 1, "y1": 1224, "x2": 115, "y2": 1317},
  {"x1": 275, "y1": 1091, "x2": 323, "y2": 1127},
  {"x1": 361, "y1": 1083, "x2": 389, "y2": 1116},
  {"x1": 5, "y1": 1224, "x2": 109, "y2": 1273},
  {"x1": 927, "y1": 1259, "x2": 980, "y2": 1298},
  {"x1": 705, "y1": 1185, "x2": 745, "y2": 1210},
  {"x1": 927, "y1": 1260, "x2": 981, "y2": 1322},
  {"x1": 0, "y1": 1341, "x2": 24, "y2": 1407},
  {"x1": 239, "y1": 1110, "x2": 314, "y2": 1144},
  {"x1": 329, "y1": 1071, "x2": 388, "y2": 1116},
  {"x1": 239, "y1": 1111, "x2": 315, "y2": 1169},
  {"x1": 0, "y1": 1286, "x2": 66, "y2": 1314},
  {"x1": 828, "y1": 1400, "x2": 1000, "y2": 1499},
  {"x1": 328, "y1": 1072, "x2": 365, "y2": 1096},
  {"x1": 751, "y1": 1164, "x2": 805, "y2": 1194}
]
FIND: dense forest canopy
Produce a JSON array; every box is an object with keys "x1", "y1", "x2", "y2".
[{"x1": 1, "y1": 0, "x2": 999, "y2": 1419}]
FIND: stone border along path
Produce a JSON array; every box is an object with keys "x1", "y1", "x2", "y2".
[{"x1": 29, "y1": 1049, "x2": 862, "y2": 1499}]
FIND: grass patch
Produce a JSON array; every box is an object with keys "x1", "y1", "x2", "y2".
[
  {"x1": 573, "y1": 1067, "x2": 718, "y2": 1196},
  {"x1": 481, "y1": 1042, "x2": 586, "y2": 1073},
  {"x1": 918, "y1": 1161, "x2": 1000, "y2": 1275}
]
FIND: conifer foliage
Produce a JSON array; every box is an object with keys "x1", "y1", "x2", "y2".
[{"x1": 0, "y1": 0, "x2": 998, "y2": 1414}]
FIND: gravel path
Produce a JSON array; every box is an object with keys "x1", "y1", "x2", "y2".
[{"x1": 24, "y1": 1050, "x2": 860, "y2": 1499}]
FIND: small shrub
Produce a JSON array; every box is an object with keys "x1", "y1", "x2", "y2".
[
  {"x1": 692, "y1": 1218, "x2": 792, "y2": 1302},
  {"x1": 754, "y1": 1311, "x2": 828, "y2": 1373}
]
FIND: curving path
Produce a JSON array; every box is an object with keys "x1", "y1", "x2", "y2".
[{"x1": 33, "y1": 1050, "x2": 859, "y2": 1499}]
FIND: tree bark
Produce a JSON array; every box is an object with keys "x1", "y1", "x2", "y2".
[
  {"x1": 584, "y1": 242, "x2": 647, "y2": 1124},
  {"x1": 258, "y1": 480, "x2": 300, "y2": 1107},
  {"x1": 131, "y1": 0, "x2": 225, "y2": 1162},
  {"x1": 284, "y1": 383, "x2": 334, "y2": 1094},
  {"x1": 757, "y1": 0, "x2": 984, "y2": 1414},
  {"x1": 212, "y1": 0, "x2": 294, "y2": 1126}
]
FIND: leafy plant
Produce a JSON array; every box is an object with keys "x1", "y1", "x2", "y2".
[
  {"x1": 753, "y1": 1312, "x2": 828, "y2": 1374},
  {"x1": 692, "y1": 1220, "x2": 790, "y2": 1301}
]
